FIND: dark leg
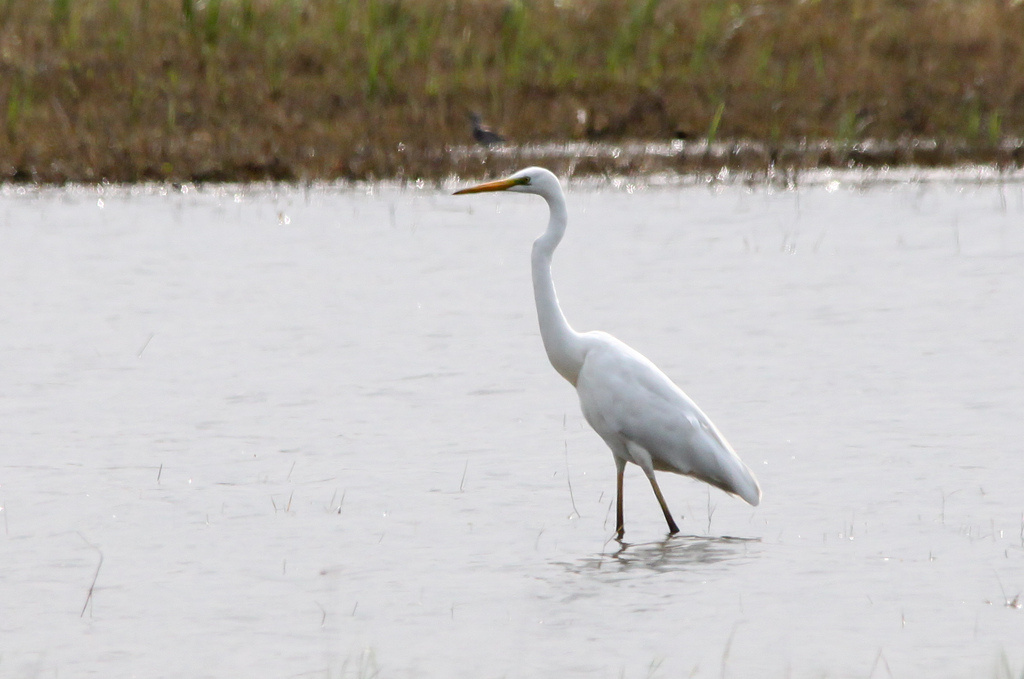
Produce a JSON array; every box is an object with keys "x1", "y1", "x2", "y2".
[
  {"x1": 615, "y1": 458, "x2": 626, "y2": 540},
  {"x1": 646, "y1": 473, "x2": 680, "y2": 535}
]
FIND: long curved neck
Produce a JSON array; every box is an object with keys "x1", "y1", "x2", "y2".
[{"x1": 531, "y1": 191, "x2": 585, "y2": 386}]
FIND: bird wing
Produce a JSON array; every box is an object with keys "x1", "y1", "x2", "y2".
[{"x1": 577, "y1": 332, "x2": 761, "y2": 505}]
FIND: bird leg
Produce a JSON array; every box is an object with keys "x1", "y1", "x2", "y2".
[
  {"x1": 615, "y1": 461, "x2": 626, "y2": 540},
  {"x1": 646, "y1": 473, "x2": 680, "y2": 535}
]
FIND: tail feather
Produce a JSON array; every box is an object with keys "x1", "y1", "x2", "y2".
[
  {"x1": 697, "y1": 436, "x2": 762, "y2": 506},
  {"x1": 700, "y1": 457, "x2": 760, "y2": 506},
  {"x1": 730, "y1": 466, "x2": 762, "y2": 506}
]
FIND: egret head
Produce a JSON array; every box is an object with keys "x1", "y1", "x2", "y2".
[{"x1": 453, "y1": 167, "x2": 560, "y2": 200}]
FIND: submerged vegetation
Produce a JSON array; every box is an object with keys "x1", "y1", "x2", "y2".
[{"x1": 1, "y1": 0, "x2": 1024, "y2": 182}]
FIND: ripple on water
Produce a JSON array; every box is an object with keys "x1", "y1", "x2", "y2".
[{"x1": 562, "y1": 534, "x2": 763, "y2": 577}]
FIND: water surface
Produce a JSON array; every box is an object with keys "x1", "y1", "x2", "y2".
[{"x1": 1, "y1": 175, "x2": 1022, "y2": 677}]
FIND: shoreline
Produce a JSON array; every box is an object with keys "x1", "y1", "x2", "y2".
[
  {"x1": 5, "y1": 151, "x2": 1024, "y2": 194},
  {"x1": 3, "y1": 137, "x2": 1024, "y2": 186}
]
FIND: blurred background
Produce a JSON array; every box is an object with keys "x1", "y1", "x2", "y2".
[{"x1": 1, "y1": 0, "x2": 1024, "y2": 183}]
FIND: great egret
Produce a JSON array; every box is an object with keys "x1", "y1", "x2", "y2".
[{"x1": 454, "y1": 167, "x2": 761, "y2": 539}]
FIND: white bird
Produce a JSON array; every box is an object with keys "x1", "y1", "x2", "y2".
[{"x1": 454, "y1": 167, "x2": 761, "y2": 539}]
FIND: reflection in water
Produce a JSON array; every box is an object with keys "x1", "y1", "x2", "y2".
[{"x1": 569, "y1": 535, "x2": 762, "y2": 575}]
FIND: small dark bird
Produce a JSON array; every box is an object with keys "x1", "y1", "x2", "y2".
[{"x1": 468, "y1": 112, "x2": 506, "y2": 146}]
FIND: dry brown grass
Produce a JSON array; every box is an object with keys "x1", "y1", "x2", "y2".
[{"x1": 1, "y1": 0, "x2": 1023, "y2": 183}]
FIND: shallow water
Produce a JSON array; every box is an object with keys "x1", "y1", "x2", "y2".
[{"x1": 1, "y1": 176, "x2": 1022, "y2": 678}]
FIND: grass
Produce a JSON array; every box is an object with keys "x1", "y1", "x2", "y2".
[{"x1": 1, "y1": 0, "x2": 1024, "y2": 183}]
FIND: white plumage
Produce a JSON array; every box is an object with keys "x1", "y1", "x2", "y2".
[{"x1": 455, "y1": 167, "x2": 760, "y2": 538}]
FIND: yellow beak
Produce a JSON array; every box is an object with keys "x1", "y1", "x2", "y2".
[{"x1": 453, "y1": 176, "x2": 527, "y2": 195}]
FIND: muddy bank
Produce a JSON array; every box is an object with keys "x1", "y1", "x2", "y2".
[
  {"x1": 6, "y1": 137, "x2": 1024, "y2": 186},
  {"x1": 366, "y1": 138, "x2": 1024, "y2": 185}
]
